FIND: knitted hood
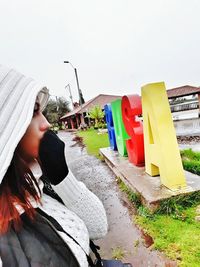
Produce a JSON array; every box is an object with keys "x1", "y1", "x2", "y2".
[{"x1": 0, "y1": 65, "x2": 49, "y2": 184}]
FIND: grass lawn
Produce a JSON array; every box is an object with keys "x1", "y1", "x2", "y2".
[
  {"x1": 135, "y1": 208, "x2": 200, "y2": 267},
  {"x1": 77, "y1": 128, "x2": 109, "y2": 158},
  {"x1": 181, "y1": 148, "x2": 200, "y2": 175},
  {"x1": 77, "y1": 129, "x2": 200, "y2": 266},
  {"x1": 119, "y1": 179, "x2": 200, "y2": 266}
]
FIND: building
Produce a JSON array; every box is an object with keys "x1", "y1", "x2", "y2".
[
  {"x1": 167, "y1": 85, "x2": 200, "y2": 120},
  {"x1": 60, "y1": 94, "x2": 122, "y2": 129},
  {"x1": 60, "y1": 85, "x2": 200, "y2": 129}
]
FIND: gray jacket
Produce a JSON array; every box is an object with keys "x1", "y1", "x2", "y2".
[{"x1": 0, "y1": 209, "x2": 80, "y2": 267}]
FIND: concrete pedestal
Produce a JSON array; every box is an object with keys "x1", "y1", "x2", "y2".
[{"x1": 100, "y1": 147, "x2": 200, "y2": 211}]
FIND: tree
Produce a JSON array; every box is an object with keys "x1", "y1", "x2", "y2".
[
  {"x1": 88, "y1": 105, "x2": 105, "y2": 128},
  {"x1": 57, "y1": 97, "x2": 71, "y2": 118},
  {"x1": 43, "y1": 97, "x2": 70, "y2": 126}
]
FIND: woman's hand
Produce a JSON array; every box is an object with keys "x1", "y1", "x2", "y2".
[{"x1": 39, "y1": 130, "x2": 69, "y2": 185}]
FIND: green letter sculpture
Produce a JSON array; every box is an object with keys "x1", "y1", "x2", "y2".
[{"x1": 111, "y1": 99, "x2": 129, "y2": 156}]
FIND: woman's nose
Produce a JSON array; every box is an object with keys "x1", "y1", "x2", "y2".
[{"x1": 40, "y1": 113, "x2": 51, "y2": 131}]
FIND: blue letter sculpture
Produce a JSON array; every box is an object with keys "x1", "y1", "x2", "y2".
[{"x1": 104, "y1": 104, "x2": 117, "y2": 150}]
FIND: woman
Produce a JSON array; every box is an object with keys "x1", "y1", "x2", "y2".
[{"x1": 0, "y1": 65, "x2": 108, "y2": 267}]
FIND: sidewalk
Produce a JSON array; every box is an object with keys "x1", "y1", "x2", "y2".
[{"x1": 58, "y1": 131, "x2": 176, "y2": 267}]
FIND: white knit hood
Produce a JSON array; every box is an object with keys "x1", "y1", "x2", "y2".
[{"x1": 0, "y1": 65, "x2": 49, "y2": 184}]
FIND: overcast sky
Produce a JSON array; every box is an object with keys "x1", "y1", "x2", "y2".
[{"x1": 1, "y1": 0, "x2": 200, "y2": 104}]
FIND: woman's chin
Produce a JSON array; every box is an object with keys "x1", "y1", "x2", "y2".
[{"x1": 23, "y1": 154, "x2": 37, "y2": 165}]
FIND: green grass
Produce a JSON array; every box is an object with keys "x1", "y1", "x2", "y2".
[
  {"x1": 181, "y1": 148, "x2": 200, "y2": 161},
  {"x1": 111, "y1": 246, "x2": 125, "y2": 260},
  {"x1": 157, "y1": 192, "x2": 200, "y2": 217},
  {"x1": 77, "y1": 128, "x2": 109, "y2": 158},
  {"x1": 118, "y1": 179, "x2": 142, "y2": 208},
  {"x1": 135, "y1": 207, "x2": 200, "y2": 267},
  {"x1": 181, "y1": 149, "x2": 200, "y2": 175}
]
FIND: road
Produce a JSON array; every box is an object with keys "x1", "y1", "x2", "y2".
[{"x1": 58, "y1": 131, "x2": 176, "y2": 267}]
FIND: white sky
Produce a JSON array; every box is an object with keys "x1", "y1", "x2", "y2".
[{"x1": 1, "y1": 0, "x2": 200, "y2": 103}]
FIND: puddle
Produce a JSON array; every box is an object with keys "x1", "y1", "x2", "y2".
[
  {"x1": 140, "y1": 229, "x2": 154, "y2": 248},
  {"x1": 121, "y1": 197, "x2": 136, "y2": 216}
]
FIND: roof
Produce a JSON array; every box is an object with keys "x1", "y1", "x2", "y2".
[
  {"x1": 167, "y1": 85, "x2": 200, "y2": 99},
  {"x1": 60, "y1": 86, "x2": 200, "y2": 120},
  {"x1": 60, "y1": 94, "x2": 122, "y2": 119}
]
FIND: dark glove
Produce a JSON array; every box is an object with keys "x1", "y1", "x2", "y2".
[{"x1": 39, "y1": 130, "x2": 69, "y2": 185}]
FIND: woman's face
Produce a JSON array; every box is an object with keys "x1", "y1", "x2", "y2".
[{"x1": 18, "y1": 101, "x2": 51, "y2": 163}]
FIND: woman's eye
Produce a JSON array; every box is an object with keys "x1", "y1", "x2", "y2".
[{"x1": 33, "y1": 102, "x2": 40, "y2": 116}]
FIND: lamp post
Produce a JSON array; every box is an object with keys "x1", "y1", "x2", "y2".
[
  {"x1": 65, "y1": 84, "x2": 74, "y2": 110},
  {"x1": 63, "y1": 61, "x2": 85, "y2": 125},
  {"x1": 51, "y1": 94, "x2": 59, "y2": 112}
]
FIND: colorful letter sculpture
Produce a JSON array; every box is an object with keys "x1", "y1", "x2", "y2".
[
  {"x1": 104, "y1": 104, "x2": 117, "y2": 150},
  {"x1": 122, "y1": 95, "x2": 145, "y2": 166},
  {"x1": 141, "y1": 82, "x2": 186, "y2": 190},
  {"x1": 111, "y1": 99, "x2": 129, "y2": 156}
]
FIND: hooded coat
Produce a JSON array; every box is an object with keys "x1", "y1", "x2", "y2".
[{"x1": 0, "y1": 65, "x2": 108, "y2": 267}]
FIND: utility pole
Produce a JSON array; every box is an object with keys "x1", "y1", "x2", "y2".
[{"x1": 65, "y1": 84, "x2": 74, "y2": 109}]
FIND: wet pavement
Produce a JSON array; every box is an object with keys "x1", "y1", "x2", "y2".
[
  {"x1": 178, "y1": 135, "x2": 200, "y2": 151},
  {"x1": 179, "y1": 143, "x2": 200, "y2": 151},
  {"x1": 58, "y1": 131, "x2": 177, "y2": 267}
]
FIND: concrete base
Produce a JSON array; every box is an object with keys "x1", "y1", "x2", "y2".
[{"x1": 100, "y1": 147, "x2": 200, "y2": 211}]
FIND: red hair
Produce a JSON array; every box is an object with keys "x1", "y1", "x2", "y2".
[{"x1": 0, "y1": 151, "x2": 41, "y2": 234}]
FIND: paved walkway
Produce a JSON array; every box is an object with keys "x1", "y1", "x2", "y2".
[
  {"x1": 58, "y1": 131, "x2": 176, "y2": 267},
  {"x1": 179, "y1": 143, "x2": 200, "y2": 151}
]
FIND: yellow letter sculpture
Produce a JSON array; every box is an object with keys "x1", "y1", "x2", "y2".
[{"x1": 141, "y1": 82, "x2": 186, "y2": 190}]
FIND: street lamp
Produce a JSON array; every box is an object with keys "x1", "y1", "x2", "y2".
[
  {"x1": 65, "y1": 84, "x2": 74, "y2": 109},
  {"x1": 51, "y1": 94, "x2": 59, "y2": 112},
  {"x1": 63, "y1": 61, "x2": 83, "y2": 106},
  {"x1": 63, "y1": 61, "x2": 85, "y2": 125}
]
